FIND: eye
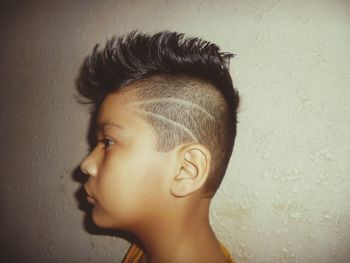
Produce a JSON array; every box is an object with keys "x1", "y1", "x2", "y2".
[{"x1": 99, "y1": 138, "x2": 115, "y2": 150}]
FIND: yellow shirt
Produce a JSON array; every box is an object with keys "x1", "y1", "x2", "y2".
[{"x1": 122, "y1": 242, "x2": 235, "y2": 263}]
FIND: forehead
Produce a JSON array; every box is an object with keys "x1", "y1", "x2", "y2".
[
  {"x1": 98, "y1": 89, "x2": 136, "y2": 118},
  {"x1": 97, "y1": 89, "x2": 153, "y2": 136}
]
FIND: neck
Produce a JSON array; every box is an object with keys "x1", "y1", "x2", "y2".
[{"x1": 132, "y1": 198, "x2": 225, "y2": 263}]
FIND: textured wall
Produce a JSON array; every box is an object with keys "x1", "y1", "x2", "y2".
[{"x1": 1, "y1": 0, "x2": 349, "y2": 262}]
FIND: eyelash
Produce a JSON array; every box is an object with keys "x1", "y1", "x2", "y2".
[{"x1": 99, "y1": 138, "x2": 115, "y2": 150}]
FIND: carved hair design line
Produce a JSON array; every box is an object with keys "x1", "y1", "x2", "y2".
[
  {"x1": 129, "y1": 98, "x2": 214, "y2": 120},
  {"x1": 129, "y1": 108, "x2": 199, "y2": 142}
]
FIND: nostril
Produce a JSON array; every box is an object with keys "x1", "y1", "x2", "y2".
[
  {"x1": 80, "y1": 164, "x2": 85, "y2": 173},
  {"x1": 80, "y1": 163, "x2": 89, "y2": 176},
  {"x1": 80, "y1": 161, "x2": 98, "y2": 177}
]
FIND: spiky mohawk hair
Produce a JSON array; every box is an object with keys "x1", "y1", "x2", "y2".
[{"x1": 77, "y1": 31, "x2": 240, "y2": 196}]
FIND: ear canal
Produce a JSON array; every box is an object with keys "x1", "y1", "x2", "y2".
[
  {"x1": 175, "y1": 152, "x2": 198, "y2": 180},
  {"x1": 183, "y1": 158, "x2": 198, "y2": 178},
  {"x1": 175, "y1": 160, "x2": 196, "y2": 180}
]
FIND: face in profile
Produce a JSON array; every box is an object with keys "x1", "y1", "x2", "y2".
[{"x1": 80, "y1": 90, "x2": 173, "y2": 230}]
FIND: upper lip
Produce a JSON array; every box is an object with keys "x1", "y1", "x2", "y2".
[{"x1": 84, "y1": 185, "x2": 94, "y2": 198}]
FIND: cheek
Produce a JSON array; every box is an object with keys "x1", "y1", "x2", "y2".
[
  {"x1": 97, "y1": 152, "x2": 164, "y2": 216},
  {"x1": 92, "y1": 148, "x2": 173, "y2": 230}
]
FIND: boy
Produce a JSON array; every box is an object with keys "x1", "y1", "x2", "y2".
[{"x1": 77, "y1": 31, "x2": 239, "y2": 263}]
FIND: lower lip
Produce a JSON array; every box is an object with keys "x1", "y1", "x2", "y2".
[{"x1": 87, "y1": 196, "x2": 96, "y2": 205}]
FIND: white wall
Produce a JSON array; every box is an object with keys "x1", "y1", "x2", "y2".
[{"x1": 1, "y1": 1, "x2": 349, "y2": 262}]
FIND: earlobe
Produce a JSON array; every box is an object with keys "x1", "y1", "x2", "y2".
[{"x1": 170, "y1": 145, "x2": 211, "y2": 197}]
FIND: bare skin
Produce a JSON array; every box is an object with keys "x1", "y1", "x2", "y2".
[
  {"x1": 80, "y1": 88, "x2": 228, "y2": 263},
  {"x1": 137, "y1": 198, "x2": 227, "y2": 263}
]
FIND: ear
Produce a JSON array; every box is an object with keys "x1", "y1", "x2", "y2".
[{"x1": 170, "y1": 144, "x2": 211, "y2": 197}]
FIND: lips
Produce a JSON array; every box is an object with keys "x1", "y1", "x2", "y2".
[
  {"x1": 87, "y1": 195, "x2": 96, "y2": 205},
  {"x1": 84, "y1": 185, "x2": 96, "y2": 205}
]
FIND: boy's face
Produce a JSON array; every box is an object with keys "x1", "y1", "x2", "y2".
[{"x1": 80, "y1": 89, "x2": 173, "y2": 230}]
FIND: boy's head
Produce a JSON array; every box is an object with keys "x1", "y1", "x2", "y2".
[{"x1": 78, "y1": 31, "x2": 240, "y2": 228}]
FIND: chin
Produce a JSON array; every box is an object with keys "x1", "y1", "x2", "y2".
[
  {"x1": 91, "y1": 209, "x2": 127, "y2": 230},
  {"x1": 91, "y1": 208, "x2": 112, "y2": 228}
]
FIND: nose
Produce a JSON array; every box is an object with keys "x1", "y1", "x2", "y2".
[{"x1": 80, "y1": 149, "x2": 99, "y2": 177}]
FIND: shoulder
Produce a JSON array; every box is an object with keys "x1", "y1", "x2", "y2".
[
  {"x1": 219, "y1": 242, "x2": 236, "y2": 263},
  {"x1": 122, "y1": 243, "x2": 143, "y2": 263},
  {"x1": 123, "y1": 242, "x2": 235, "y2": 263}
]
